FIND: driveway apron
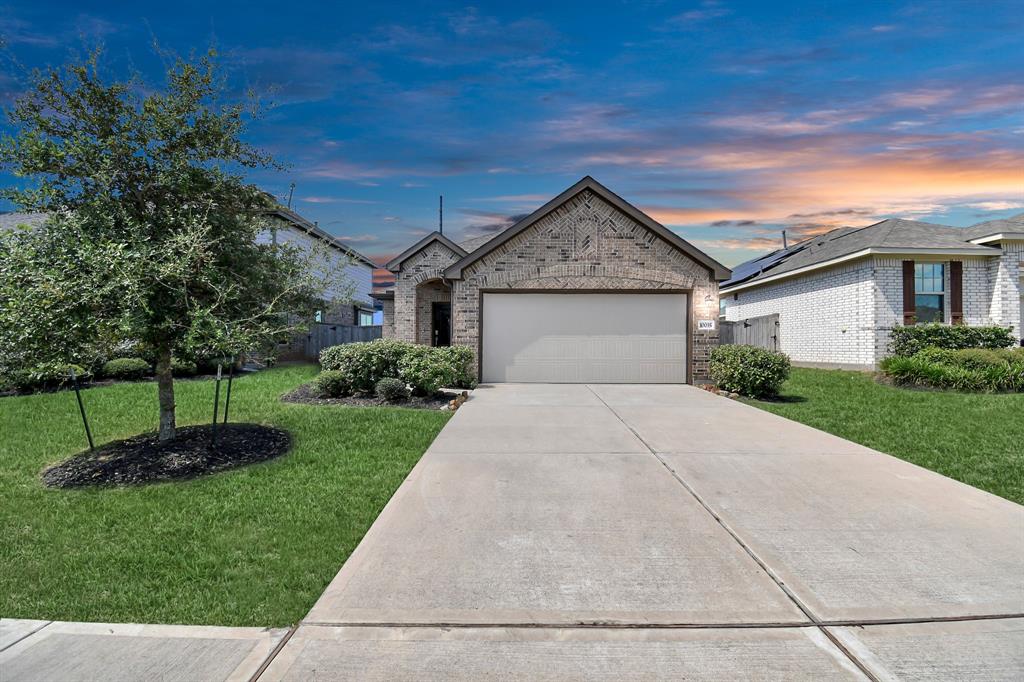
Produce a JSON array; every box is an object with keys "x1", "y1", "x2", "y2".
[{"x1": 261, "y1": 383, "x2": 1024, "y2": 681}]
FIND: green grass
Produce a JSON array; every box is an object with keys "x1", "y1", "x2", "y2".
[
  {"x1": 745, "y1": 368, "x2": 1024, "y2": 505},
  {"x1": 0, "y1": 364, "x2": 449, "y2": 626}
]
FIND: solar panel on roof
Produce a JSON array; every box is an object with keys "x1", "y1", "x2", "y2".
[{"x1": 722, "y1": 242, "x2": 808, "y2": 287}]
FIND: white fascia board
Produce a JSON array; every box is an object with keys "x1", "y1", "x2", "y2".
[
  {"x1": 969, "y1": 233, "x2": 1024, "y2": 245},
  {"x1": 719, "y1": 247, "x2": 997, "y2": 295}
]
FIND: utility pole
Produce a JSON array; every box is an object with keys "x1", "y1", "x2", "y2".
[{"x1": 439, "y1": 195, "x2": 443, "y2": 234}]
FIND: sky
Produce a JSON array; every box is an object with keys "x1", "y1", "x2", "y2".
[{"x1": 1, "y1": 0, "x2": 1022, "y2": 283}]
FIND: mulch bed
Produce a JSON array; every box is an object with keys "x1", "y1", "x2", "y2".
[
  {"x1": 41, "y1": 423, "x2": 292, "y2": 489},
  {"x1": 281, "y1": 382, "x2": 457, "y2": 410}
]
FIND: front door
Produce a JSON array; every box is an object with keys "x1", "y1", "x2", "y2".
[{"x1": 432, "y1": 302, "x2": 451, "y2": 347}]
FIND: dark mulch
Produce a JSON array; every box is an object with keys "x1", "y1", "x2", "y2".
[
  {"x1": 281, "y1": 382, "x2": 457, "y2": 410},
  {"x1": 41, "y1": 423, "x2": 292, "y2": 489}
]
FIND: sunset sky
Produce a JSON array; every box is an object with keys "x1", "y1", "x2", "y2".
[{"x1": 1, "y1": 0, "x2": 1022, "y2": 274}]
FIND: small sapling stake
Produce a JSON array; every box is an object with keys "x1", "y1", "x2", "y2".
[
  {"x1": 210, "y1": 363, "x2": 222, "y2": 448},
  {"x1": 70, "y1": 367, "x2": 95, "y2": 451},
  {"x1": 222, "y1": 356, "x2": 235, "y2": 424}
]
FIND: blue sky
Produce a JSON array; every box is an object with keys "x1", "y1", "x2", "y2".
[{"x1": 2, "y1": 0, "x2": 1022, "y2": 273}]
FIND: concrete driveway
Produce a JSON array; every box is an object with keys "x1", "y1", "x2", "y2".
[{"x1": 268, "y1": 383, "x2": 1024, "y2": 680}]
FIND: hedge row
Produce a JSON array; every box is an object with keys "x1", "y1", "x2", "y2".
[
  {"x1": 889, "y1": 324, "x2": 1016, "y2": 357},
  {"x1": 317, "y1": 339, "x2": 475, "y2": 397}
]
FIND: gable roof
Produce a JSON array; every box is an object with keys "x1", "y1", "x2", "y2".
[
  {"x1": 721, "y1": 218, "x2": 1000, "y2": 292},
  {"x1": 385, "y1": 231, "x2": 467, "y2": 272},
  {"x1": 964, "y1": 212, "x2": 1024, "y2": 242},
  {"x1": 458, "y1": 230, "x2": 502, "y2": 253},
  {"x1": 442, "y1": 176, "x2": 731, "y2": 280},
  {"x1": 267, "y1": 207, "x2": 378, "y2": 268}
]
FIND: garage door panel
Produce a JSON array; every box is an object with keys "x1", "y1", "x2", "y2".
[{"x1": 482, "y1": 293, "x2": 688, "y2": 384}]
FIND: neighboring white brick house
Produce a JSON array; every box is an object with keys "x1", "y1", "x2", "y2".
[
  {"x1": 261, "y1": 208, "x2": 377, "y2": 326},
  {"x1": 721, "y1": 215, "x2": 1024, "y2": 369}
]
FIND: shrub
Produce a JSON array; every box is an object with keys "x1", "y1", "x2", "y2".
[
  {"x1": 319, "y1": 339, "x2": 476, "y2": 395},
  {"x1": 435, "y1": 345, "x2": 477, "y2": 389},
  {"x1": 9, "y1": 363, "x2": 92, "y2": 392},
  {"x1": 320, "y1": 339, "x2": 410, "y2": 394},
  {"x1": 312, "y1": 370, "x2": 351, "y2": 398},
  {"x1": 880, "y1": 347, "x2": 1024, "y2": 392},
  {"x1": 398, "y1": 345, "x2": 448, "y2": 396},
  {"x1": 101, "y1": 357, "x2": 151, "y2": 380},
  {"x1": 889, "y1": 324, "x2": 1015, "y2": 357},
  {"x1": 375, "y1": 377, "x2": 410, "y2": 403},
  {"x1": 709, "y1": 344, "x2": 791, "y2": 398},
  {"x1": 171, "y1": 357, "x2": 198, "y2": 376}
]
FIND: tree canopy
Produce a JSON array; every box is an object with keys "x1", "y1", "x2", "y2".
[{"x1": 0, "y1": 50, "x2": 346, "y2": 439}]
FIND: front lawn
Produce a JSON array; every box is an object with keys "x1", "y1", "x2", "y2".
[
  {"x1": 0, "y1": 364, "x2": 449, "y2": 626},
  {"x1": 746, "y1": 368, "x2": 1024, "y2": 505}
]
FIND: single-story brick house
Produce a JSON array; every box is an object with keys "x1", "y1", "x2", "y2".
[
  {"x1": 720, "y1": 214, "x2": 1024, "y2": 369},
  {"x1": 372, "y1": 177, "x2": 731, "y2": 383}
]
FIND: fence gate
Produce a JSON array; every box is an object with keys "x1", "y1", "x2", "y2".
[
  {"x1": 719, "y1": 314, "x2": 780, "y2": 351},
  {"x1": 303, "y1": 323, "x2": 382, "y2": 361}
]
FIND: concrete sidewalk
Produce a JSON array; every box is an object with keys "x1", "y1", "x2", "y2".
[{"x1": 0, "y1": 620, "x2": 287, "y2": 682}]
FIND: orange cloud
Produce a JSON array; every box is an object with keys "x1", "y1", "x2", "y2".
[{"x1": 644, "y1": 148, "x2": 1024, "y2": 230}]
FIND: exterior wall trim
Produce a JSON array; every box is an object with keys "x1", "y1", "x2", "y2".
[
  {"x1": 477, "y1": 288, "x2": 693, "y2": 384},
  {"x1": 721, "y1": 247, "x2": 999, "y2": 295}
]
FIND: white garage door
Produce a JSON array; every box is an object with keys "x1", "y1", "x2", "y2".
[{"x1": 481, "y1": 293, "x2": 688, "y2": 383}]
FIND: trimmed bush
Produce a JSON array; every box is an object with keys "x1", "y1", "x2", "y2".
[
  {"x1": 375, "y1": 377, "x2": 410, "y2": 403},
  {"x1": 320, "y1": 339, "x2": 476, "y2": 396},
  {"x1": 8, "y1": 363, "x2": 92, "y2": 392},
  {"x1": 320, "y1": 339, "x2": 409, "y2": 394},
  {"x1": 709, "y1": 344, "x2": 791, "y2": 398},
  {"x1": 435, "y1": 345, "x2": 477, "y2": 389},
  {"x1": 101, "y1": 357, "x2": 151, "y2": 380},
  {"x1": 881, "y1": 347, "x2": 1024, "y2": 392},
  {"x1": 171, "y1": 357, "x2": 198, "y2": 377},
  {"x1": 889, "y1": 324, "x2": 1015, "y2": 357},
  {"x1": 312, "y1": 370, "x2": 350, "y2": 398},
  {"x1": 398, "y1": 345, "x2": 452, "y2": 396}
]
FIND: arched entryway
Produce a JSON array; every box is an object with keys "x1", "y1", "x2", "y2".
[{"x1": 415, "y1": 278, "x2": 452, "y2": 346}]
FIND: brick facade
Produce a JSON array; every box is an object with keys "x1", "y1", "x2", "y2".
[
  {"x1": 391, "y1": 240, "x2": 462, "y2": 343},
  {"x1": 385, "y1": 188, "x2": 722, "y2": 382}
]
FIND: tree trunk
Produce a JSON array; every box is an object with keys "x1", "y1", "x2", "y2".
[{"x1": 155, "y1": 347, "x2": 177, "y2": 441}]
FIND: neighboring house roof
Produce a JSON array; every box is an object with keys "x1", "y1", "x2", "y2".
[
  {"x1": 964, "y1": 212, "x2": 1024, "y2": 243},
  {"x1": 457, "y1": 230, "x2": 502, "y2": 253},
  {"x1": 721, "y1": 218, "x2": 1001, "y2": 293},
  {"x1": 0, "y1": 212, "x2": 49, "y2": 231},
  {"x1": 443, "y1": 176, "x2": 731, "y2": 280},
  {"x1": 267, "y1": 207, "x2": 378, "y2": 269},
  {"x1": 384, "y1": 231, "x2": 467, "y2": 272}
]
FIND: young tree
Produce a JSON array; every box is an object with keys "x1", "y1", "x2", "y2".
[{"x1": 0, "y1": 50, "x2": 342, "y2": 440}]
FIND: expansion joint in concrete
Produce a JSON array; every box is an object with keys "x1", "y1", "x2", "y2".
[{"x1": 585, "y1": 385, "x2": 881, "y2": 682}]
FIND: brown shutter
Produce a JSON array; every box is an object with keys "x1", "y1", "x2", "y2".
[
  {"x1": 950, "y1": 261, "x2": 963, "y2": 325},
  {"x1": 902, "y1": 260, "x2": 916, "y2": 325}
]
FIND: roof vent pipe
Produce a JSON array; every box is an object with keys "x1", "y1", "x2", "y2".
[{"x1": 782, "y1": 229, "x2": 788, "y2": 249}]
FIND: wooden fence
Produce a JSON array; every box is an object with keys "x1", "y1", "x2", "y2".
[
  {"x1": 719, "y1": 314, "x2": 781, "y2": 351},
  {"x1": 303, "y1": 323, "x2": 382, "y2": 361}
]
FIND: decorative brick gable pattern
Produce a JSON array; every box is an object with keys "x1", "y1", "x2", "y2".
[
  {"x1": 451, "y1": 190, "x2": 720, "y2": 380},
  {"x1": 390, "y1": 240, "x2": 461, "y2": 343}
]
